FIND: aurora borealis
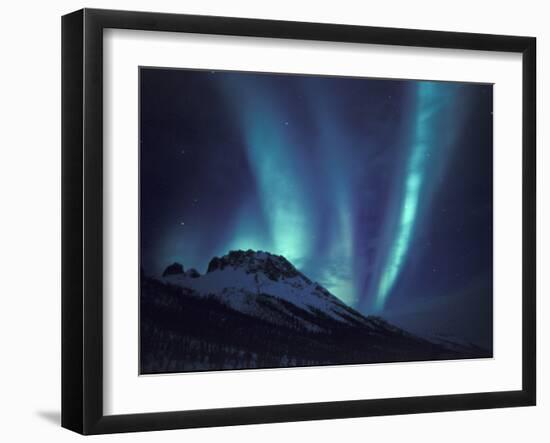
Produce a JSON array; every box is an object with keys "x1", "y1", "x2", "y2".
[{"x1": 140, "y1": 68, "x2": 493, "y2": 349}]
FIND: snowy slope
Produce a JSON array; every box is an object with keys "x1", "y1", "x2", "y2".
[
  {"x1": 425, "y1": 333, "x2": 490, "y2": 355},
  {"x1": 161, "y1": 250, "x2": 372, "y2": 331}
]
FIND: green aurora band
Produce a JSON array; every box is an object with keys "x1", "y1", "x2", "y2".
[{"x1": 373, "y1": 82, "x2": 457, "y2": 311}]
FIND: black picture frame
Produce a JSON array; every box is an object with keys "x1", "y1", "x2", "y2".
[{"x1": 62, "y1": 8, "x2": 536, "y2": 435}]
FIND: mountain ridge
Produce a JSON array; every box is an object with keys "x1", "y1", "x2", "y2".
[
  {"x1": 140, "y1": 249, "x2": 491, "y2": 374},
  {"x1": 161, "y1": 249, "x2": 375, "y2": 331}
]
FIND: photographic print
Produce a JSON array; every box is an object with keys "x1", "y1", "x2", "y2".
[{"x1": 139, "y1": 67, "x2": 493, "y2": 374}]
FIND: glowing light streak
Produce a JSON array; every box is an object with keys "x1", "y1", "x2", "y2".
[{"x1": 373, "y1": 82, "x2": 438, "y2": 311}]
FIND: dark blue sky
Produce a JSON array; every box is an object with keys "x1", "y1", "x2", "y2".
[{"x1": 140, "y1": 68, "x2": 493, "y2": 349}]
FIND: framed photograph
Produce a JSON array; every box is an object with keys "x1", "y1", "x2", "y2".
[{"x1": 62, "y1": 8, "x2": 536, "y2": 435}]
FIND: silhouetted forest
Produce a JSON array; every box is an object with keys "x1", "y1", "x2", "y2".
[{"x1": 140, "y1": 275, "x2": 489, "y2": 374}]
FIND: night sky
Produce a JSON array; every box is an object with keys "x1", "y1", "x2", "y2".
[{"x1": 140, "y1": 68, "x2": 493, "y2": 349}]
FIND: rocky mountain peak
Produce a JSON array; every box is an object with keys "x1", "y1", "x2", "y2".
[
  {"x1": 206, "y1": 249, "x2": 303, "y2": 282},
  {"x1": 162, "y1": 262, "x2": 184, "y2": 277}
]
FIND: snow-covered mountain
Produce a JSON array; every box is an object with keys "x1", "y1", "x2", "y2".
[
  {"x1": 140, "y1": 250, "x2": 491, "y2": 374},
  {"x1": 161, "y1": 250, "x2": 374, "y2": 332}
]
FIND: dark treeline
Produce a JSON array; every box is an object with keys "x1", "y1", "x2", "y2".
[{"x1": 140, "y1": 276, "x2": 489, "y2": 374}]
